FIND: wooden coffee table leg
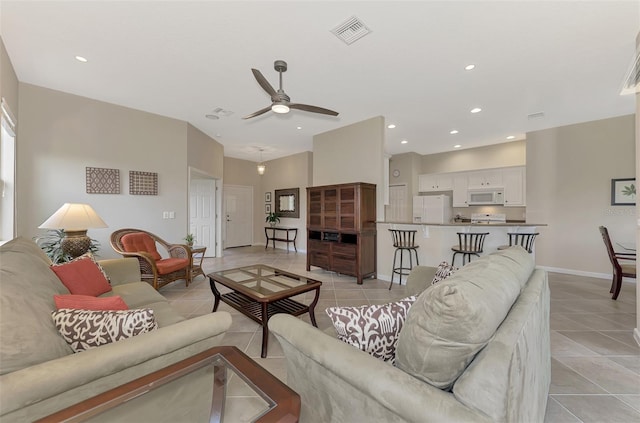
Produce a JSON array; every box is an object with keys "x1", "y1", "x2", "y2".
[
  {"x1": 209, "y1": 277, "x2": 221, "y2": 313},
  {"x1": 261, "y1": 302, "x2": 269, "y2": 358},
  {"x1": 308, "y1": 287, "x2": 321, "y2": 327}
]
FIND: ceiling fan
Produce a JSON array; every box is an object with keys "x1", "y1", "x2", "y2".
[{"x1": 243, "y1": 60, "x2": 339, "y2": 119}]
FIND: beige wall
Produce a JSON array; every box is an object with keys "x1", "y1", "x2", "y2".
[
  {"x1": 17, "y1": 83, "x2": 223, "y2": 259},
  {"x1": 313, "y1": 116, "x2": 385, "y2": 218},
  {"x1": 187, "y1": 123, "x2": 224, "y2": 179},
  {"x1": 223, "y1": 152, "x2": 312, "y2": 251},
  {"x1": 527, "y1": 114, "x2": 635, "y2": 276},
  {"x1": 421, "y1": 140, "x2": 526, "y2": 174},
  {"x1": 0, "y1": 38, "x2": 18, "y2": 118}
]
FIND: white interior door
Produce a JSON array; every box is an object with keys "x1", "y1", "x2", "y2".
[
  {"x1": 223, "y1": 185, "x2": 253, "y2": 248},
  {"x1": 190, "y1": 178, "x2": 216, "y2": 256}
]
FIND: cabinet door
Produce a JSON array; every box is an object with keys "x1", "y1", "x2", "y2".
[
  {"x1": 452, "y1": 173, "x2": 469, "y2": 207},
  {"x1": 322, "y1": 188, "x2": 338, "y2": 229},
  {"x1": 338, "y1": 186, "x2": 356, "y2": 230},
  {"x1": 467, "y1": 169, "x2": 503, "y2": 188},
  {"x1": 418, "y1": 174, "x2": 437, "y2": 192},
  {"x1": 308, "y1": 188, "x2": 323, "y2": 227},
  {"x1": 503, "y1": 167, "x2": 525, "y2": 206},
  {"x1": 484, "y1": 170, "x2": 503, "y2": 187}
]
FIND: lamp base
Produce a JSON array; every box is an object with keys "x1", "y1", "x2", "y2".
[{"x1": 61, "y1": 230, "x2": 91, "y2": 258}]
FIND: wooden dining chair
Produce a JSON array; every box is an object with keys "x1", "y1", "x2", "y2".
[{"x1": 598, "y1": 226, "x2": 635, "y2": 300}]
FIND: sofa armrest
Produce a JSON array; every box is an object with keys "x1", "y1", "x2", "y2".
[
  {"x1": 269, "y1": 314, "x2": 490, "y2": 423},
  {"x1": 0, "y1": 312, "x2": 231, "y2": 417},
  {"x1": 98, "y1": 258, "x2": 142, "y2": 286},
  {"x1": 406, "y1": 265, "x2": 437, "y2": 296}
]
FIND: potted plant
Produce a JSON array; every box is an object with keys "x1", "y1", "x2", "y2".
[
  {"x1": 34, "y1": 229, "x2": 100, "y2": 264},
  {"x1": 184, "y1": 233, "x2": 195, "y2": 247},
  {"x1": 265, "y1": 212, "x2": 280, "y2": 227}
]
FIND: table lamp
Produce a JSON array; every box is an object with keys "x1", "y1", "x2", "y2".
[{"x1": 39, "y1": 203, "x2": 108, "y2": 258}]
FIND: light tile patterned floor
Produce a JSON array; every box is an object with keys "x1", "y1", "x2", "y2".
[{"x1": 159, "y1": 246, "x2": 639, "y2": 422}]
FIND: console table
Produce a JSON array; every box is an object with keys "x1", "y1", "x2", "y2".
[{"x1": 264, "y1": 226, "x2": 298, "y2": 252}]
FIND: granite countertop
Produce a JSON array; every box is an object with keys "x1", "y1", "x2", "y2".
[{"x1": 377, "y1": 221, "x2": 546, "y2": 227}]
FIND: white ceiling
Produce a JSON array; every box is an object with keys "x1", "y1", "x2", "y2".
[{"x1": 1, "y1": 1, "x2": 638, "y2": 162}]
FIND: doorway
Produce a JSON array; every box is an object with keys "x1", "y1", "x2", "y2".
[
  {"x1": 189, "y1": 169, "x2": 217, "y2": 257},
  {"x1": 223, "y1": 185, "x2": 253, "y2": 248}
]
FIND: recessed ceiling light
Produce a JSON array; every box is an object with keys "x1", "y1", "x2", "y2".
[
  {"x1": 387, "y1": 124, "x2": 396, "y2": 129},
  {"x1": 450, "y1": 130, "x2": 459, "y2": 135},
  {"x1": 470, "y1": 107, "x2": 482, "y2": 114},
  {"x1": 464, "y1": 64, "x2": 475, "y2": 70},
  {"x1": 401, "y1": 140, "x2": 408, "y2": 144},
  {"x1": 297, "y1": 126, "x2": 302, "y2": 130},
  {"x1": 75, "y1": 55, "x2": 88, "y2": 63},
  {"x1": 454, "y1": 144, "x2": 462, "y2": 149},
  {"x1": 506, "y1": 135, "x2": 515, "y2": 140}
]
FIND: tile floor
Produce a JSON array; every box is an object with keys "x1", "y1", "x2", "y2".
[{"x1": 159, "y1": 246, "x2": 639, "y2": 422}]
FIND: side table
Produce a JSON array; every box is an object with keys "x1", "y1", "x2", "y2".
[{"x1": 190, "y1": 245, "x2": 207, "y2": 280}]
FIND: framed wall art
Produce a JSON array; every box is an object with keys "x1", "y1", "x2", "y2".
[
  {"x1": 611, "y1": 178, "x2": 636, "y2": 206},
  {"x1": 265, "y1": 204, "x2": 272, "y2": 214},
  {"x1": 129, "y1": 171, "x2": 158, "y2": 195},
  {"x1": 86, "y1": 167, "x2": 120, "y2": 194},
  {"x1": 265, "y1": 192, "x2": 271, "y2": 203}
]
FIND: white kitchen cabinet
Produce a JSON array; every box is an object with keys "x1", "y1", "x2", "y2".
[
  {"x1": 418, "y1": 173, "x2": 453, "y2": 192},
  {"x1": 467, "y1": 169, "x2": 503, "y2": 189},
  {"x1": 452, "y1": 173, "x2": 469, "y2": 207},
  {"x1": 503, "y1": 166, "x2": 526, "y2": 206}
]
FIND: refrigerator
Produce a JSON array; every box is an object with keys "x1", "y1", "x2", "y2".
[{"x1": 413, "y1": 195, "x2": 452, "y2": 224}]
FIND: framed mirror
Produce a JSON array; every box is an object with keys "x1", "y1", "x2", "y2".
[{"x1": 275, "y1": 188, "x2": 299, "y2": 218}]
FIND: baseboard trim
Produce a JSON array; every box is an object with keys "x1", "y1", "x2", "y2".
[{"x1": 536, "y1": 265, "x2": 636, "y2": 284}]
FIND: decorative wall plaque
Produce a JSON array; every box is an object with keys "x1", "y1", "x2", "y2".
[
  {"x1": 86, "y1": 167, "x2": 120, "y2": 194},
  {"x1": 129, "y1": 171, "x2": 158, "y2": 195}
]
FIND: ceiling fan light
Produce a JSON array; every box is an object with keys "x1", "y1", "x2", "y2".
[{"x1": 272, "y1": 104, "x2": 290, "y2": 114}]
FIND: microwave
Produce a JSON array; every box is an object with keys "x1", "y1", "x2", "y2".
[{"x1": 467, "y1": 189, "x2": 504, "y2": 205}]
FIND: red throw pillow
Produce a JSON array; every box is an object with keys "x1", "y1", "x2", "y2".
[
  {"x1": 54, "y1": 294, "x2": 128, "y2": 311},
  {"x1": 51, "y1": 255, "x2": 112, "y2": 296}
]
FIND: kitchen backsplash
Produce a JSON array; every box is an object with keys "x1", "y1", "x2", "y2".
[{"x1": 452, "y1": 206, "x2": 526, "y2": 222}]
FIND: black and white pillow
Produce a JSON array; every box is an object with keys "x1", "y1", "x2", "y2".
[
  {"x1": 431, "y1": 261, "x2": 457, "y2": 285},
  {"x1": 325, "y1": 296, "x2": 417, "y2": 364},
  {"x1": 52, "y1": 308, "x2": 158, "y2": 353}
]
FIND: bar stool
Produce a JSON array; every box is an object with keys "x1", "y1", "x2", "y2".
[
  {"x1": 451, "y1": 232, "x2": 489, "y2": 267},
  {"x1": 497, "y1": 233, "x2": 539, "y2": 253},
  {"x1": 388, "y1": 229, "x2": 419, "y2": 290}
]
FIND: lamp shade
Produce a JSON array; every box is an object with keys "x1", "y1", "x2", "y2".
[{"x1": 39, "y1": 203, "x2": 108, "y2": 231}]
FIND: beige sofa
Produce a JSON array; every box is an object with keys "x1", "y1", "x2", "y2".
[
  {"x1": 270, "y1": 246, "x2": 550, "y2": 422},
  {"x1": 0, "y1": 237, "x2": 232, "y2": 421}
]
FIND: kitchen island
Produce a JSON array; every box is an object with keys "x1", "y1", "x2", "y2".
[{"x1": 376, "y1": 221, "x2": 546, "y2": 283}]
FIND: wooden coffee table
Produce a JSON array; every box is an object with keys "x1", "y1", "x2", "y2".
[{"x1": 209, "y1": 264, "x2": 322, "y2": 358}]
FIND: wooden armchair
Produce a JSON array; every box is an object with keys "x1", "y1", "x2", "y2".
[
  {"x1": 110, "y1": 228, "x2": 192, "y2": 290},
  {"x1": 598, "y1": 226, "x2": 636, "y2": 300}
]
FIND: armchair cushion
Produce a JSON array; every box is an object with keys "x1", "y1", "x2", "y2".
[
  {"x1": 156, "y1": 257, "x2": 190, "y2": 275},
  {"x1": 51, "y1": 255, "x2": 112, "y2": 296},
  {"x1": 120, "y1": 232, "x2": 162, "y2": 261},
  {"x1": 51, "y1": 308, "x2": 158, "y2": 353}
]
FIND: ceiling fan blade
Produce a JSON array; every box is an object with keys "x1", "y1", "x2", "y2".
[
  {"x1": 242, "y1": 106, "x2": 272, "y2": 119},
  {"x1": 251, "y1": 69, "x2": 278, "y2": 100},
  {"x1": 289, "y1": 103, "x2": 339, "y2": 116}
]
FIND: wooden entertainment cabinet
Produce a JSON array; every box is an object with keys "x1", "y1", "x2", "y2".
[{"x1": 306, "y1": 182, "x2": 377, "y2": 284}]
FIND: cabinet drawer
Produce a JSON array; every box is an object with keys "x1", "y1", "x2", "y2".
[
  {"x1": 309, "y1": 252, "x2": 330, "y2": 269},
  {"x1": 332, "y1": 256, "x2": 357, "y2": 275},
  {"x1": 332, "y1": 243, "x2": 356, "y2": 257},
  {"x1": 308, "y1": 240, "x2": 330, "y2": 253}
]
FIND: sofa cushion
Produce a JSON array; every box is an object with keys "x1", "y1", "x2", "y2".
[
  {"x1": 326, "y1": 296, "x2": 417, "y2": 364},
  {"x1": 108, "y1": 282, "x2": 186, "y2": 327},
  {"x1": 0, "y1": 238, "x2": 74, "y2": 375},
  {"x1": 431, "y1": 261, "x2": 456, "y2": 285},
  {"x1": 51, "y1": 308, "x2": 158, "y2": 353},
  {"x1": 54, "y1": 294, "x2": 129, "y2": 311},
  {"x1": 51, "y1": 254, "x2": 112, "y2": 296},
  {"x1": 395, "y1": 247, "x2": 534, "y2": 390}
]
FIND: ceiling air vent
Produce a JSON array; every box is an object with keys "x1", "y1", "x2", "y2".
[
  {"x1": 620, "y1": 46, "x2": 640, "y2": 95},
  {"x1": 331, "y1": 16, "x2": 371, "y2": 45},
  {"x1": 527, "y1": 111, "x2": 545, "y2": 120}
]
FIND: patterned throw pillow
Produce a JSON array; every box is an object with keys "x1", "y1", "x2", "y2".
[
  {"x1": 51, "y1": 308, "x2": 158, "y2": 353},
  {"x1": 325, "y1": 296, "x2": 417, "y2": 364},
  {"x1": 432, "y1": 261, "x2": 456, "y2": 285},
  {"x1": 51, "y1": 254, "x2": 112, "y2": 296},
  {"x1": 53, "y1": 294, "x2": 129, "y2": 311}
]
